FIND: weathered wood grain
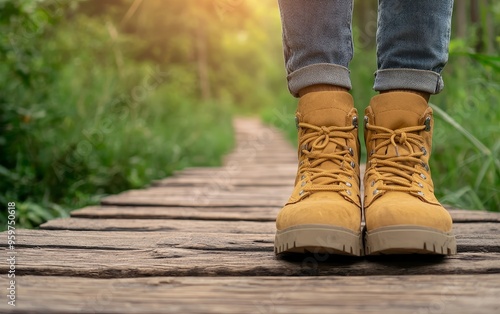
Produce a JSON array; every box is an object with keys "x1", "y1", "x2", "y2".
[
  {"x1": 111, "y1": 186, "x2": 294, "y2": 197},
  {"x1": 101, "y1": 195, "x2": 287, "y2": 207},
  {"x1": 39, "y1": 216, "x2": 500, "y2": 239},
  {"x1": 103, "y1": 187, "x2": 292, "y2": 200},
  {"x1": 4, "y1": 230, "x2": 274, "y2": 251},
  {"x1": 1, "y1": 245, "x2": 500, "y2": 278},
  {"x1": 4, "y1": 228, "x2": 500, "y2": 253},
  {"x1": 71, "y1": 205, "x2": 500, "y2": 223},
  {"x1": 71, "y1": 205, "x2": 281, "y2": 221},
  {"x1": 40, "y1": 217, "x2": 277, "y2": 233},
  {"x1": 170, "y1": 171, "x2": 296, "y2": 179},
  {"x1": 152, "y1": 176, "x2": 296, "y2": 187},
  {"x1": 174, "y1": 165, "x2": 297, "y2": 175},
  {"x1": 2, "y1": 275, "x2": 499, "y2": 314}
]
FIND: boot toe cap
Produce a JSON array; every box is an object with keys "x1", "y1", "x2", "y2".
[
  {"x1": 276, "y1": 199, "x2": 361, "y2": 233},
  {"x1": 366, "y1": 192, "x2": 453, "y2": 232}
]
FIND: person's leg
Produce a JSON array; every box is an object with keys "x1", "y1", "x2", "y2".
[
  {"x1": 374, "y1": 0, "x2": 454, "y2": 99},
  {"x1": 275, "y1": 0, "x2": 363, "y2": 256},
  {"x1": 278, "y1": 0, "x2": 354, "y2": 96},
  {"x1": 363, "y1": 0, "x2": 456, "y2": 255}
]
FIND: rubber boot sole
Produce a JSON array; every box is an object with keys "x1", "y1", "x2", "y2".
[
  {"x1": 274, "y1": 224, "x2": 364, "y2": 256},
  {"x1": 365, "y1": 225, "x2": 457, "y2": 255}
]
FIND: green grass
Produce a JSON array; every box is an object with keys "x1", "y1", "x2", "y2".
[
  {"x1": 0, "y1": 11, "x2": 234, "y2": 230},
  {"x1": 0, "y1": 60, "x2": 234, "y2": 229},
  {"x1": 430, "y1": 54, "x2": 500, "y2": 211},
  {"x1": 0, "y1": 65, "x2": 234, "y2": 229}
]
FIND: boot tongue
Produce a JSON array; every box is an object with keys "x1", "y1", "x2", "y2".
[
  {"x1": 298, "y1": 91, "x2": 354, "y2": 127},
  {"x1": 369, "y1": 92, "x2": 428, "y2": 129},
  {"x1": 368, "y1": 92, "x2": 428, "y2": 169},
  {"x1": 297, "y1": 91, "x2": 355, "y2": 186}
]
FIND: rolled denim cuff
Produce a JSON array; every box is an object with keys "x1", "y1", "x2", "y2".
[
  {"x1": 287, "y1": 63, "x2": 352, "y2": 98},
  {"x1": 373, "y1": 69, "x2": 444, "y2": 95}
]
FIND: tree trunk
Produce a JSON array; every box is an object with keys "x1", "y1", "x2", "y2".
[
  {"x1": 455, "y1": 0, "x2": 467, "y2": 39},
  {"x1": 470, "y1": 0, "x2": 484, "y2": 52},
  {"x1": 485, "y1": 0, "x2": 496, "y2": 54}
]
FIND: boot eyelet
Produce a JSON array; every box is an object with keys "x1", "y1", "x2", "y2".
[
  {"x1": 352, "y1": 116, "x2": 358, "y2": 128},
  {"x1": 371, "y1": 180, "x2": 375, "y2": 187},
  {"x1": 424, "y1": 117, "x2": 431, "y2": 131},
  {"x1": 417, "y1": 182, "x2": 424, "y2": 188},
  {"x1": 301, "y1": 181, "x2": 307, "y2": 187},
  {"x1": 420, "y1": 173, "x2": 427, "y2": 180},
  {"x1": 373, "y1": 189, "x2": 379, "y2": 195},
  {"x1": 421, "y1": 147, "x2": 427, "y2": 156},
  {"x1": 299, "y1": 190, "x2": 305, "y2": 196},
  {"x1": 348, "y1": 147, "x2": 354, "y2": 156},
  {"x1": 417, "y1": 191, "x2": 425, "y2": 197},
  {"x1": 346, "y1": 190, "x2": 352, "y2": 196},
  {"x1": 421, "y1": 162, "x2": 430, "y2": 172},
  {"x1": 350, "y1": 161, "x2": 356, "y2": 168},
  {"x1": 370, "y1": 150, "x2": 375, "y2": 156},
  {"x1": 364, "y1": 116, "x2": 369, "y2": 127},
  {"x1": 346, "y1": 182, "x2": 352, "y2": 187},
  {"x1": 300, "y1": 174, "x2": 306, "y2": 180}
]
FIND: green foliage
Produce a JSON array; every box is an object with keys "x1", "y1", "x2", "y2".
[
  {"x1": 431, "y1": 53, "x2": 500, "y2": 212},
  {"x1": 0, "y1": 0, "x2": 234, "y2": 229}
]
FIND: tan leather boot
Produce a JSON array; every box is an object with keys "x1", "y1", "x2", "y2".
[
  {"x1": 363, "y1": 92, "x2": 457, "y2": 255},
  {"x1": 275, "y1": 91, "x2": 363, "y2": 256}
]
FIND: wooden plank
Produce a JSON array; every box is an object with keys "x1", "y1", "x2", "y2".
[
  {"x1": 40, "y1": 217, "x2": 277, "y2": 233},
  {"x1": 6, "y1": 228, "x2": 500, "y2": 253},
  {"x1": 113, "y1": 186, "x2": 294, "y2": 197},
  {"x1": 71, "y1": 206, "x2": 500, "y2": 223},
  {"x1": 71, "y1": 206, "x2": 281, "y2": 221},
  {"x1": 170, "y1": 171, "x2": 296, "y2": 179},
  {"x1": 152, "y1": 177, "x2": 295, "y2": 187},
  {"x1": 222, "y1": 157, "x2": 295, "y2": 163},
  {"x1": 39, "y1": 217, "x2": 500, "y2": 239},
  {"x1": 102, "y1": 193, "x2": 287, "y2": 203},
  {"x1": 101, "y1": 195, "x2": 287, "y2": 207},
  {"x1": 224, "y1": 151, "x2": 295, "y2": 157},
  {"x1": 446, "y1": 208, "x2": 500, "y2": 222},
  {"x1": 2, "y1": 274, "x2": 499, "y2": 314},
  {"x1": 1, "y1": 246, "x2": 500, "y2": 277},
  {"x1": 8, "y1": 230, "x2": 272, "y2": 251},
  {"x1": 174, "y1": 165, "x2": 297, "y2": 174}
]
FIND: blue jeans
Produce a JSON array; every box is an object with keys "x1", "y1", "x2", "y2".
[{"x1": 279, "y1": 0, "x2": 454, "y2": 97}]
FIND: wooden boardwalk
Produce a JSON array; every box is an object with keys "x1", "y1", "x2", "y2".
[{"x1": 1, "y1": 118, "x2": 500, "y2": 313}]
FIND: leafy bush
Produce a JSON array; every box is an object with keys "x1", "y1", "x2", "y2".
[
  {"x1": 431, "y1": 53, "x2": 500, "y2": 211},
  {"x1": 0, "y1": 1, "x2": 234, "y2": 229}
]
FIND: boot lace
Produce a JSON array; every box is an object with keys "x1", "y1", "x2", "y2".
[
  {"x1": 298, "y1": 122, "x2": 356, "y2": 193},
  {"x1": 365, "y1": 123, "x2": 428, "y2": 194}
]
